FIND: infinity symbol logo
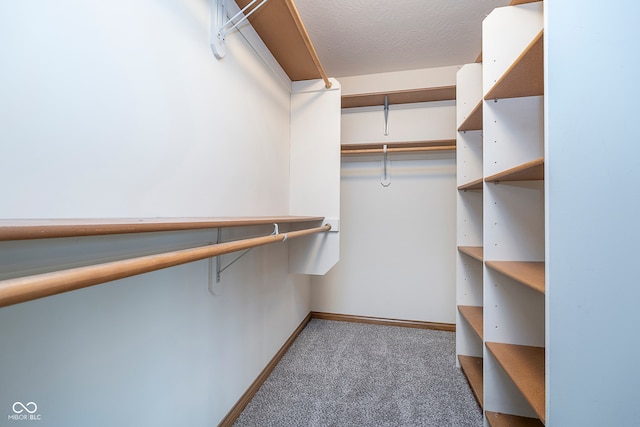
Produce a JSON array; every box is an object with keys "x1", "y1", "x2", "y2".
[{"x1": 12, "y1": 401, "x2": 38, "y2": 414}]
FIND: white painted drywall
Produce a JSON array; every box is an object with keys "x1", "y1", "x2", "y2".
[
  {"x1": 0, "y1": 1, "x2": 310, "y2": 425},
  {"x1": 289, "y1": 79, "x2": 341, "y2": 275},
  {"x1": 311, "y1": 70, "x2": 458, "y2": 323},
  {"x1": 546, "y1": 1, "x2": 640, "y2": 425},
  {"x1": 311, "y1": 153, "x2": 457, "y2": 323}
]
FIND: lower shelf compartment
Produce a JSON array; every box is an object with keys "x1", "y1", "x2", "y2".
[
  {"x1": 486, "y1": 411, "x2": 544, "y2": 427},
  {"x1": 486, "y1": 342, "x2": 545, "y2": 424},
  {"x1": 458, "y1": 355, "x2": 483, "y2": 408}
]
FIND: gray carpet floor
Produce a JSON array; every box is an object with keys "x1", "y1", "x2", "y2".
[{"x1": 233, "y1": 319, "x2": 482, "y2": 427}]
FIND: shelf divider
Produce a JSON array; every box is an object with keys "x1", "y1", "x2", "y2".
[
  {"x1": 486, "y1": 342, "x2": 545, "y2": 423},
  {"x1": 458, "y1": 246, "x2": 484, "y2": 262},
  {"x1": 485, "y1": 157, "x2": 544, "y2": 183},
  {"x1": 458, "y1": 355, "x2": 484, "y2": 408},
  {"x1": 485, "y1": 261, "x2": 545, "y2": 294},
  {"x1": 458, "y1": 100, "x2": 483, "y2": 131},
  {"x1": 457, "y1": 178, "x2": 483, "y2": 191},
  {"x1": 486, "y1": 411, "x2": 544, "y2": 427},
  {"x1": 485, "y1": 30, "x2": 543, "y2": 100},
  {"x1": 458, "y1": 305, "x2": 484, "y2": 340}
]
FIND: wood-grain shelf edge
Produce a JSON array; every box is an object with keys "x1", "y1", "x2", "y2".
[
  {"x1": 486, "y1": 411, "x2": 544, "y2": 427},
  {"x1": 485, "y1": 30, "x2": 543, "y2": 100},
  {"x1": 457, "y1": 246, "x2": 484, "y2": 262},
  {"x1": 457, "y1": 100, "x2": 483, "y2": 131},
  {"x1": 485, "y1": 157, "x2": 544, "y2": 183},
  {"x1": 0, "y1": 216, "x2": 325, "y2": 242},
  {"x1": 458, "y1": 305, "x2": 484, "y2": 340},
  {"x1": 485, "y1": 261, "x2": 545, "y2": 294},
  {"x1": 458, "y1": 355, "x2": 484, "y2": 408},
  {"x1": 486, "y1": 342, "x2": 545, "y2": 423}
]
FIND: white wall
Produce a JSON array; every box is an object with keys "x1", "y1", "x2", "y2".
[
  {"x1": 311, "y1": 69, "x2": 458, "y2": 323},
  {"x1": 0, "y1": 1, "x2": 310, "y2": 425},
  {"x1": 546, "y1": 1, "x2": 640, "y2": 425}
]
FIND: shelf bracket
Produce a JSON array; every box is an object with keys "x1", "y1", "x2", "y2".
[
  {"x1": 381, "y1": 144, "x2": 391, "y2": 187},
  {"x1": 383, "y1": 95, "x2": 390, "y2": 136},
  {"x1": 211, "y1": 0, "x2": 270, "y2": 59},
  {"x1": 214, "y1": 223, "x2": 280, "y2": 283}
]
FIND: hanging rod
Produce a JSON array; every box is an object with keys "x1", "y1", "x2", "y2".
[{"x1": 0, "y1": 224, "x2": 331, "y2": 308}]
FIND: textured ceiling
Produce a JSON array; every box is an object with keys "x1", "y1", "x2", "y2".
[{"x1": 294, "y1": 0, "x2": 511, "y2": 78}]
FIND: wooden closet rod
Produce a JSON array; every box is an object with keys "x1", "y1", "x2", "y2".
[
  {"x1": 0, "y1": 224, "x2": 330, "y2": 308},
  {"x1": 283, "y1": 0, "x2": 332, "y2": 89}
]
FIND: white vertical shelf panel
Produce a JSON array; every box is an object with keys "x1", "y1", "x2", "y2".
[
  {"x1": 456, "y1": 64, "x2": 484, "y2": 364},
  {"x1": 484, "y1": 181, "x2": 545, "y2": 262},
  {"x1": 457, "y1": 64, "x2": 483, "y2": 187},
  {"x1": 484, "y1": 96, "x2": 543, "y2": 177},
  {"x1": 289, "y1": 78, "x2": 341, "y2": 275},
  {"x1": 485, "y1": 269, "x2": 545, "y2": 346},
  {"x1": 457, "y1": 132, "x2": 483, "y2": 188},
  {"x1": 481, "y1": 2, "x2": 545, "y2": 422},
  {"x1": 484, "y1": 353, "x2": 540, "y2": 419},
  {"x1": 482, "y1": 2, "x2": 543, "y2": 99},
  {"x1": 457, "y1": 63, "x2": 483, "y2": 128},
  {"x1": 457, "y1": 189, "x2": 483, "y2": 247}
]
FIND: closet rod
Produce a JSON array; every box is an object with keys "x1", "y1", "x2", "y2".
[
  {"x1": 283, "y1": 0, "x2": 332, "y2": 89},
  {"x1": 341, "y1": 145, "x2": 456, "y2": 155},
  {"x1": 0, "y1": 224, "x2": 330, "y2": 308}
]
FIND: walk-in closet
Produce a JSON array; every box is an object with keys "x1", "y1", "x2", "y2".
[{"x1": 1, "y1": 0, "x2": 638, "y2": 426}]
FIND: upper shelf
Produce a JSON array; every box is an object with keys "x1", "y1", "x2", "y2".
[
  {"x1": 485, "y1": 157, "x2": 544, "y2": 183},
  {"x1": 0, "y1": 216, "x2": 324, "y2": 241},
  {"x1": 485, "y1": 261, "x2": 545, "y2": 294},
  {"x1": 342, "y1": 86, "x2": 456, "y2": 109},
  {"x1": 341, "y1": 140, "x2": 456, "y2": 155},
  {"x1": 234, "y1": 0, "x2": 329, "y2": 85},
  {"x1": 485, "y1": 30, "x2": 544, "y2": 100},
  {"x1": 486, "y1": 342, "x2": 545, "y2": 424},
  {"x1": 457, "y1": 100, "x2": 483, "y2": 132}
]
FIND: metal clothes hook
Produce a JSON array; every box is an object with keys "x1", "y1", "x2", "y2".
[
  {"x1": 383, "y1": 95, "x2": 390, "y2": 136},
  {"x1": 381, "y1": 144, "x2": 391, "y2": 187}
]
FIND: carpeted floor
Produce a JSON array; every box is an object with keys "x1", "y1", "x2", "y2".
[{"x1": 233, "y1": 319, "x2": 482, "y2": 427}]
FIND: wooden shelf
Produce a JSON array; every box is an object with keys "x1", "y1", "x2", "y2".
[
  {"x1": 486, "y1": 411, "x2": 544, "y2": 427},
  {"x1": 0, "y1": 216, "x2": 324, "y2": 241},
  {"x1": 235, "y1": 0, "x2": 327, "y2": 83},
  {"x1": 485, "y1": 157, "x2": 544, "y2": 183},
  {"x1": 458, "y1": 246, "x2": 483, "y2": 262},
  {"x1": 458, "y1": 306, "x2": 484, "y2": 340},
  {"x1": 485, "y1": 261, "x2": 545, "y2": 294},
  {"x1": 341, "y1": 86, "x2": 456, "y2": 109},
  {"x1": 458, "y1": 355, "x2": 484, "y2": 408},
  {"x1": 486, "y1": 342, "x2": 545, "y2": 424},
  {"x1": 458, "y1": 100, "x2": 483, "y2": 131},
  {"x1": 485, "y1": 30, "x2": 543, "y2": 100},
  {"x1": 458, "y1": 178, "x2": 483, "y2": 191},
  {"x1": 341, "y1": 140, "x2": 455, "y2": 155}
]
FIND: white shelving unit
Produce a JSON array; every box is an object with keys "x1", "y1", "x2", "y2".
[
  {"x1": 456, "y1": 62, "x2": 484, "y2": 397},
  {"x1": 456, "y1": 2, "x2": 546, "y2": 426}
]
